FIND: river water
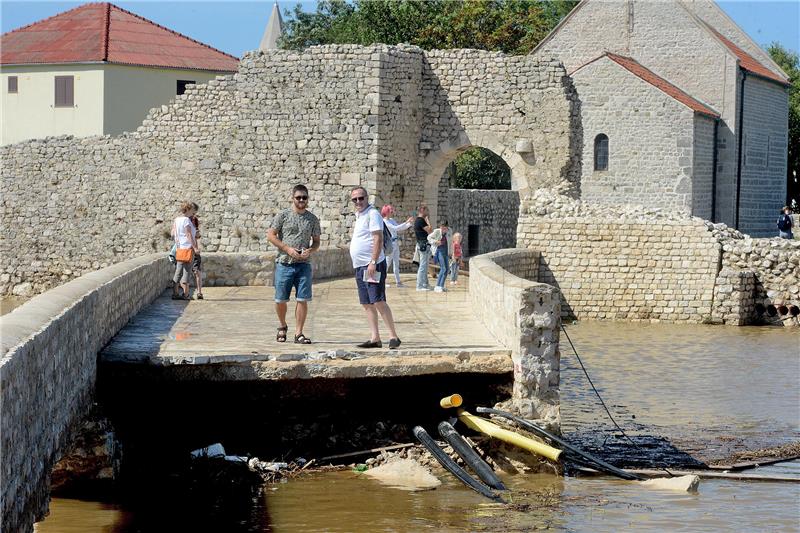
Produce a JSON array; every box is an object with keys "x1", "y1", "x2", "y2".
[{"x1": 36, "y1": 322, "x2": 800, "y2": 532}]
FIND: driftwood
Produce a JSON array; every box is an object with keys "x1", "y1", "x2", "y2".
[
  {"x1": 708, "y1": 454, "x2": 800, "y2": 472},
  {"x1": 318, "y1": 443, "x2": 415, "y2": 463}
]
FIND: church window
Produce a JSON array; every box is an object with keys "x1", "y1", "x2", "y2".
[{"x1": 594, "y1": 134, "x2": 609, "y2": 171}]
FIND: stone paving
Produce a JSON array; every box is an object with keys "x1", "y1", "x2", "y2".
[{"x1": 100, "y1": 275, "x2": 512, "y2": 380}]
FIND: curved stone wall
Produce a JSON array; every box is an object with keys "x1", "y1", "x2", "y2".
[
  {"x1": 468, "y1": 249, "x2": 561, "y2": 430},
  {"x1": 0, "y1": 254, "x2": 171, "y2": 532}
]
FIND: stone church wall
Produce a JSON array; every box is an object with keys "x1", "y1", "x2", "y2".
[
  {"x1": 571, "y1": 57, "x2": 697, "y2": 213},
  {"x1": 737, "y1": 75, "x2": 789, "y2": 237},
  {"x1": 692, "y1": 115, "x2": 717, "y2": 220}
]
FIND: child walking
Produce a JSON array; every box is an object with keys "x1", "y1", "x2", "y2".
[{"x1": 450, "y1": 232, "x2": 463, "y2": 285}]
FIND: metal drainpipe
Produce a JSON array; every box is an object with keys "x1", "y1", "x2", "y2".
[
  {"x1": 711, "y1": 118, "x2": 719, "y2": 223},
  {"x1": 735, "y1": 68, "x2": 747, "y2": 230}
]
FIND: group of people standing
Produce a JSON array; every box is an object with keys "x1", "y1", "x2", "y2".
[
  {"x1": 170, "y1": 187, "x2": 465, "y2": 350},
  {"x1": 411, "y1": 204, "x2": 463, "y2": 292}
]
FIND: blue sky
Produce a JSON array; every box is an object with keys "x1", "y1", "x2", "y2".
[{"x1": 1, "y1": 0, "x2": 798, "y2": 58}]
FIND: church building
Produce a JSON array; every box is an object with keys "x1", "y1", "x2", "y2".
[{"x1": 534, "y1": 0, "x2": 790, "y2": 236}]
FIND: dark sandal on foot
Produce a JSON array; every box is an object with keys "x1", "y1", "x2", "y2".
[
  {"x1": 294, "y1": 333, "x2": 312, "y2": 344},
  {"x1": 277, "y1": 326, "x2": 288, "y2": 343}
]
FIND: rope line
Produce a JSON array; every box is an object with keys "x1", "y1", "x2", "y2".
[{"x1": 560, "y1": 323, "x2": 674, "y2": 477}]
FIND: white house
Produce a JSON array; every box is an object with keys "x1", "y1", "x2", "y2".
[{"x1": 0, "y1": 2, "x2": 240, "y2": 146}]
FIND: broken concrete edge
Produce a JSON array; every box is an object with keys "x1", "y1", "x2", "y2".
[
  {"x1": 100, "y1": 347, "x2": 513, "y2": 365},
  {"x1": 468, "y1": 248, "x2": 561, "y2": 429},
  {"x1": 99, "y1": 353, "x2": 514, "y2": 381}
]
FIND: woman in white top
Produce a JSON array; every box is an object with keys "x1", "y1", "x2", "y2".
[
  {"x1": 381, "y1": 204, "x2": 414, "y2": 287},
  {"x1": 171, "y1": 201, "x2": 198, "y2": 300}
]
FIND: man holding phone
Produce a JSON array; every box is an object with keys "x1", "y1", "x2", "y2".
[
  {"x1": 267, "y1": 184, "x2": 321, "y2": 344},
  {"x1": 349, "y1": 186, "x2": 401, "y2": 349}
]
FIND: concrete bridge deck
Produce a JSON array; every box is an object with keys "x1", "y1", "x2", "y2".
[{"x1": 100, "y1": 275, "x2": 512, "y2": 380}]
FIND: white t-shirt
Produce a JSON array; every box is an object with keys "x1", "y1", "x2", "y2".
[
  {"x1": 173, "y1": 216, "x2": 196, "y2": 249},
  {"x1": 350, "y1": 206, "x2": 385, "y2": 268}
]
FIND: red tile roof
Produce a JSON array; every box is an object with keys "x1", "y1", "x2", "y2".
[
  {"x1": 602, "y1": 53, "x2": 720, "y2": 118},
  {"x1": 1, "y1": 2, "x2": 239, "y2": 72},
  {"x1": 706, "y1": 27, "x2": 789, "y2": 86}
]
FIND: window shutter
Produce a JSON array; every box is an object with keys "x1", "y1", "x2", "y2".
[
  {"x1": 8, "y1": 76, "x2": 18, "y2": 93},
  {"x1": 55, "y1": 76, "x2": 74, "y2": 107}
]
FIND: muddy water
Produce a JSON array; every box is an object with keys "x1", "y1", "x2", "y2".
[{"x1": 37, "y1": 323, "x2": 800, "y2": 532}]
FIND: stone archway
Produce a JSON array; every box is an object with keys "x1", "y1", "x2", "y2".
[{"x1": 418, "y1": 129, "x2": 530, "y2": 225}]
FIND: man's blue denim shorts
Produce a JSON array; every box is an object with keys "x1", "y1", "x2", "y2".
[
  {"x1": 274, "y1": 261, "x2": 312, "y2": 303},
  {"x1": 354, "y1": 260, "x2": 387, "y2": 305}
]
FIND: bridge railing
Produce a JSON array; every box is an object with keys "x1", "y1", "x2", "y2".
[
  {"x1": 0, "y1": 253, "x2": 171, "y2": 532},
  {"x1": 468, "y1": 248, "x2": 561, "y2": 430}
]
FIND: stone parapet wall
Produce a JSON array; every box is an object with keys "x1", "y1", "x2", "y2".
[
  {"x1": 469, "y1": 249, "x2": 560, "y2": 429},
  {"x1": 201, "y1": 247, "x2": 353, "y2": 287},
  {"x1": 0, "y1": 254, "x2": 171, "y2": 533},
  {"x1": 518, "y1": 190, "x2": 721, "y2": 322}
]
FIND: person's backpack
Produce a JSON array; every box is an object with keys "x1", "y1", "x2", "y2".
[
  {"x1": 382, "y1": 220, "x2": 394, "y2": 257},
  {"x1": 373, "y1": 207, "x2": 394, "y2": 257},
  {"x1": 777, "y1": 215, "x2": 791, "y2": 231}
]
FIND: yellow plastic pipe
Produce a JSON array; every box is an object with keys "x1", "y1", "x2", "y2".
[
  {"x1": 440, "y1": 394, "x2": 463, "y2": 408},
  {"x1": 457, "y1": 409, "x2": 562, "y2": 462}
]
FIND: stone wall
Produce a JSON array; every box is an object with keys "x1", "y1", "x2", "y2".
[
  {"x1": 711, "y1": 267, "x2": 757, "y2": 325},
  {"x1": 0, "y1": 45, "x2": 576, "y2": 297},
  {"x1": 416, "y1": 49, "x2": 580, "y2": 224},
  {"x1": 692, "y1": 115, "x2": 717, "y2": 220},
  {"x1": 468, "y1": 249, "x2": 560, "y2": 429},
  {"x1": 738, "y1": 75, "x2": 789, "y2": 236},
  {"x1": 0, "y1": 254, "x2": 171, "y2": 532},
  {"x1": 571, "y1": 56, "x2": 699, "y2": 214},
  {"x1": 517, "y1": 190, "x2": 721, "y2": 322},
  {"x1": 201, "y1": 247, "x2": 352, "y2": 287},
  {"x1": 441, "y1": 189, "x2": 520, "y2": 258},
  {"x1": 713, "y1": 224, "x2": 800, "y2": 306}
]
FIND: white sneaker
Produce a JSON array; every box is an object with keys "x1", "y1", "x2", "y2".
[
  {"x1": 416, "y1": 287, "x2": 431, "y2": 291},
  {"x1": 396, "y1": 282, "x2": 407, "y2": 288},
  {"x1": 433, "y1": 286, "x2": 445, "y2": 293}
]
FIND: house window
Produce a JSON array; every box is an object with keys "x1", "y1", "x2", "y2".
[
  {"x1": 177, "y1": 80, "x2": 195, "y2": 95},
  {"x1": 54, "y1": 76, "x2": 74, "y2": 107},
  {"x1": 594, "y1": 134, "x2": 609, "y2": 171},
  {"x1": 8, "y1": 76, "x2": 18, "y2": 93}
]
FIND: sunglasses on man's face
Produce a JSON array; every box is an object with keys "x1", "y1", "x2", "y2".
[
  {"x1": 294, "y1": 196, "x2": 308, "y2": 201},
  {"x1": 351, "y1": 196, "x2": 366, "y2": 203}
]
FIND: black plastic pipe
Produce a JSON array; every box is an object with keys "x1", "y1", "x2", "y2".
[
  {"x1": 412, "y1": 426, "x2": 504, "y2": 502},
  {"x1": 475, "y1": 407, "x2": 644, "y2": 481},
  {"x1": 438, "y1": 421, "x2": 507, "y2": 490}
]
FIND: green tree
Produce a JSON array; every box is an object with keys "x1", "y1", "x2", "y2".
[
  {"x1": 281, "y1": 0, "x2": 577, "y2": 55},
  {"x1": 280, "y1": 0, "x2": 577, "y2": 189},
  {"x1": 767, "y1": 43, "x2": 799, "y2": 206},
  {"x1": 449, "y1": 147, "x2": 511, "y2": 189}
]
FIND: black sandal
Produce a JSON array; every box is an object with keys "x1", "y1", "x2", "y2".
[
  {"x1": 294, "y1": 333, "x2": 312, "y2": 344},
  {"x1": 277, "y1": 326, "x2": 288, "y2": 343}
]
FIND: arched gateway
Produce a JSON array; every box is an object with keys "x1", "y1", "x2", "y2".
[{"x1": 1, "y1": 45, "x2": 581, "y2": 296}]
